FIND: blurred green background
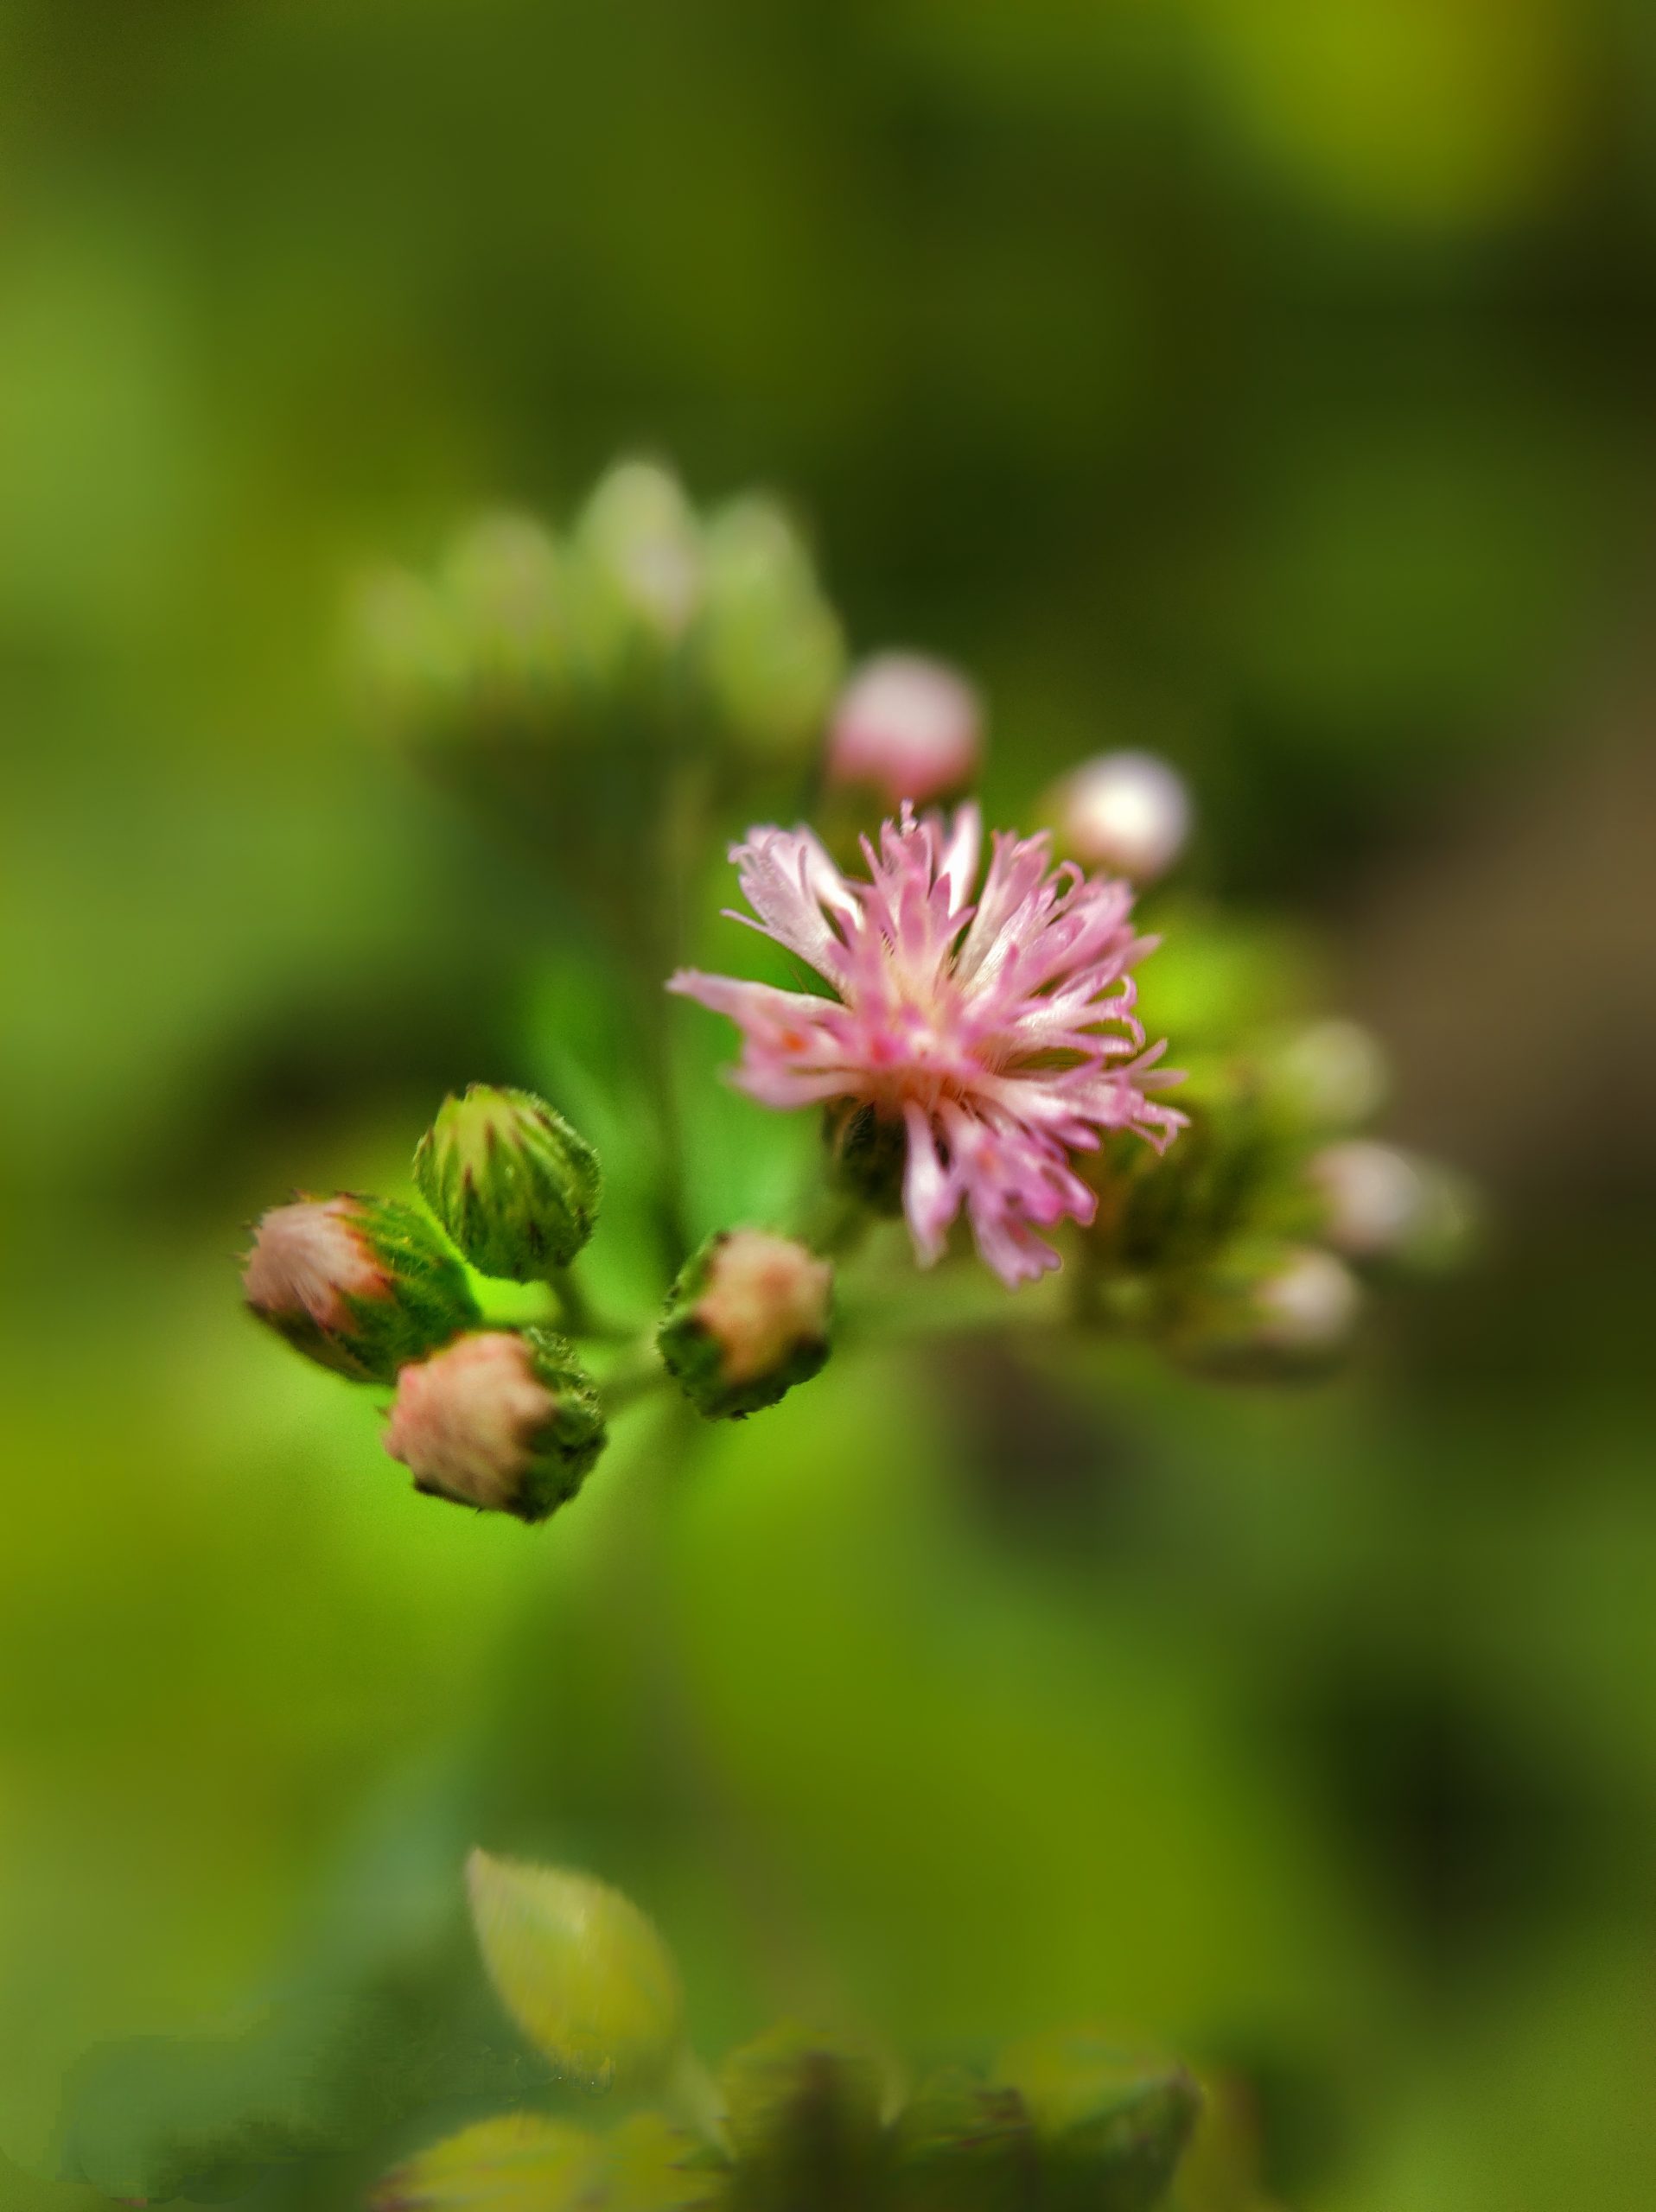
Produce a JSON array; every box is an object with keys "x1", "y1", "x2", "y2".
[{"x1": 4, "y1": 2, "x2": 1656, "y2": 2205}]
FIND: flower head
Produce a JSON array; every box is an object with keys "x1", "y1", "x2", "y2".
[{"x1": 669, "y1": 805, "x2": 1185, "y2": 1286}]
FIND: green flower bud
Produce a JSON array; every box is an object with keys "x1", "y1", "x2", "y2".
[
  {"x1": 441, "y1": 509, "x2": 567, "y2": 704},
  {"x1": 719, "y1": 2024, "x2": 889, "y2": 2211},
  {"x1": 384, "y1": 1328, "x2": 606, "y2": 1522},
  {"x1": 465, "y1": 1852, "x2": 685, "y2": 2094},
  {"x1": 889, "y1": 2070, "x2": 1036, "y2": 2212},
  {"x1": 415, "y1": 1084, "x2": 602, "y2": 1280},
  {"x1": 242, "y1": 1192, "x2": 478, "y2": 1383},
  {"x1": 659, "y1": 1230, "x2": 832, "y2": 1421},
  {"x1": 994, "y1": 2029, "x2": 1201, "y2": 2212},
  {"x1": 351, "y1": 566, "x2": 468, "y2": 739},
  {"x1": 570, "y1": 457, "x2": 704, "y2": 674},
  {"x1": 693, "y1": 496, "x2": 844, "y2": 760},
  {"x1": 1264, "y1": 1018, "x2": 1390, "y2": 1133}
]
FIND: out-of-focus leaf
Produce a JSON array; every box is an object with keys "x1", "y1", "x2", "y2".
[
  {"x1": 373, "y1": 2111, "x2": 730, "y2": 2212},
  {"x1": 465, "y1": 1853, "x2": 685, "y2": 2094},
  {"x1": 995, "y1": 2026, "x2": 1201, "y2": 2212},
  {"x1": 373, "y1": 2113, "x2": 600, "y2": 2210}
]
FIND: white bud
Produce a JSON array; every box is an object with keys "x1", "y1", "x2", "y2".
[
  {"x1": 826, "y1": 652, "x2": 982, "y2": 804},
  {"x1": 1308, "y1": 1140, "x2": 1430, "y2": 1259},
  {"x1": 1053, "y1": 751, "x2": 1191, "y2": 881},
  {"x1": 442, "y1": 510, "x2": 564, "y2": 686},
  {"x1": 1254, "y1": 1247, "x2": 1362, "y2": 1354},
  {"x1": 575, "y1": 458, "x2": 704, "y2": 642}
]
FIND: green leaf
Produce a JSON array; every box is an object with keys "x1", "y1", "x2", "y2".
[
  {"x1": 994, "y1": 2027, "x2": 1201, "y2": 2212},
  {"x1": 373, "y1": 2112, "x2": 729, "y2": 2212},
  {"x1": 465, "y1": 1853, "x2": 685, "y2": 2094},
  {"x1": 373, "y1": 2113, "x2": 602, "y2": 2209}
]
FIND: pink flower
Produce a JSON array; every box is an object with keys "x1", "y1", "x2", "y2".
[{"x1": 669, "y1": 804, "x2": 1186, "y2": 1286}]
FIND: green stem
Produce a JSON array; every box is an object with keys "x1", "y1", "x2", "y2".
[
  {"x1": 794, "y1": 1180, "x2": 877, "y2": 1262},
  {"x1": 598, "y1": 1334, "x2": 673, "y2": 1415},
  {"x1": 545, "y1": 1263, "x2": 633, "y2": 1344}
]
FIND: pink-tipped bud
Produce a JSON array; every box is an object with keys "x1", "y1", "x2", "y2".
[
  {"x1": 1052, "y1": 751, "x2": 1191, "y2": 882},
  {"x1": 659, "y1": 1229, "x2": 833, "y2": 1420},
  {"x1": 825, "y1": 652, "x2": 983, "y2": 805},
  {"x1": 383, "y1": 1328, "x2": 605, "y2": 1522},
  {"x1": 243, "y1": 1194, "x2": 478, "y2": 1383}
]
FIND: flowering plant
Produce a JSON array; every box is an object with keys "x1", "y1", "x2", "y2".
[{"x1": 245, "y1": 457, "x2": 1468, "y2": 1525}]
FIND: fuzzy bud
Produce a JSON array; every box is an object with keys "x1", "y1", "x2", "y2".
[
  {"x1": 994, "y1": 2029, "x2": 1201, "y2": 2212},
  {"x1": 1173, "y1": 1241, "x2": 1362, "y2": 1376},
  {"x1": 1267, "y1": 1017, "x2": 1390, "y2": 1131},
  {"x1": 242, "y1": 1193, "x2": 478, "y2": 1383},
  {"x1": 825, "y1": 652, "x2": 983, "y2": 805},
  {"x1": 694, "y1": 495, "x2": 845, "y2": 759},
  {"x1": 351, "y1": 567, "x2": 466, "y2": 735},
  {"x1": 1309, "y1": 1140, "x2": 1477, "y2": 1272},
  {"x1": 383, "y1": 1327, "x2": 605, "y2": 1522},
  {"x1": 1253, "y1": 1245, "x2": 1362, "y2": 1356},
  {"x1": 571, "y1": 457, "x2": 704, "y2": 661},
  {"x1": 415, "y1": 1084, "x2": 601, "y2": 1280},
  {"x1": 1051, "y1": 751, "x2": 1191, "y2": 883},
  {"x1": 659, "y1": 1229, "x2": 832, "y2": 1420},
  {"x1": 719, "y1": 2024, "x2": 889, "y2": 2206},
  {"x1": 440, "y1": 509, "x2": 565, "y2": 697},
  {"x1": 1308, "y1": 1139, "x2": 1429, "y2": 1260}
]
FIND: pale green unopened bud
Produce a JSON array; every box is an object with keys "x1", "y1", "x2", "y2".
[
  {"x1": 995, "y1": 2029, "x2": 1201, "y2": 2212},
  {"x1": 694, "y1": 495, "x2": 845, "y2": 759},
  {"x1": 351, "y1": 567, "x2": 467, "y2": 734},
  {"x1": 383, "y1": 1328, "x2": 606, "y2": 1522},
  {"x1": 465, "y1": 1852, "x2": 685, "y2": 2094},
  {"x1": 415, "y1": 1084, "x2": 602, "y2": 1280},
  {"x1": 889, "y1": 2070, "x2": 1036, "y2": 2212},
  {"x1": 571, "y1": 457, "x2": 704, "y2": 671},
  {"x1": 441, "y1": 509, "x2": 566, "y2": 698},
  {"x1": 719, "y1": 2024, "x2": 889, "y2": 2207},
  {"x1": 659, "y1": 1229, "x2": 832, "y2": 1420},
  {"x1": 242, "y1": 1193, "x2": 477, "y2": 1383},
  {"x1": 1265, "y1": 1018, "x2": 1390, "y2": 1132}
]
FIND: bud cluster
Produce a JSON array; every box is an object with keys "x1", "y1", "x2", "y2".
[
  {"x1": 375, "y1": 1853, "x2": 1220, "y2": 2212},
  {"x1": 1082, "y1": 980, "x2": 1474, "y2": 1376},
  {"x1": 243, "y1": 1083, "x2": 612, "y2": 1522},
  {"x1": 352, "y1": 457, "x2": 844, "y2": 784}
]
